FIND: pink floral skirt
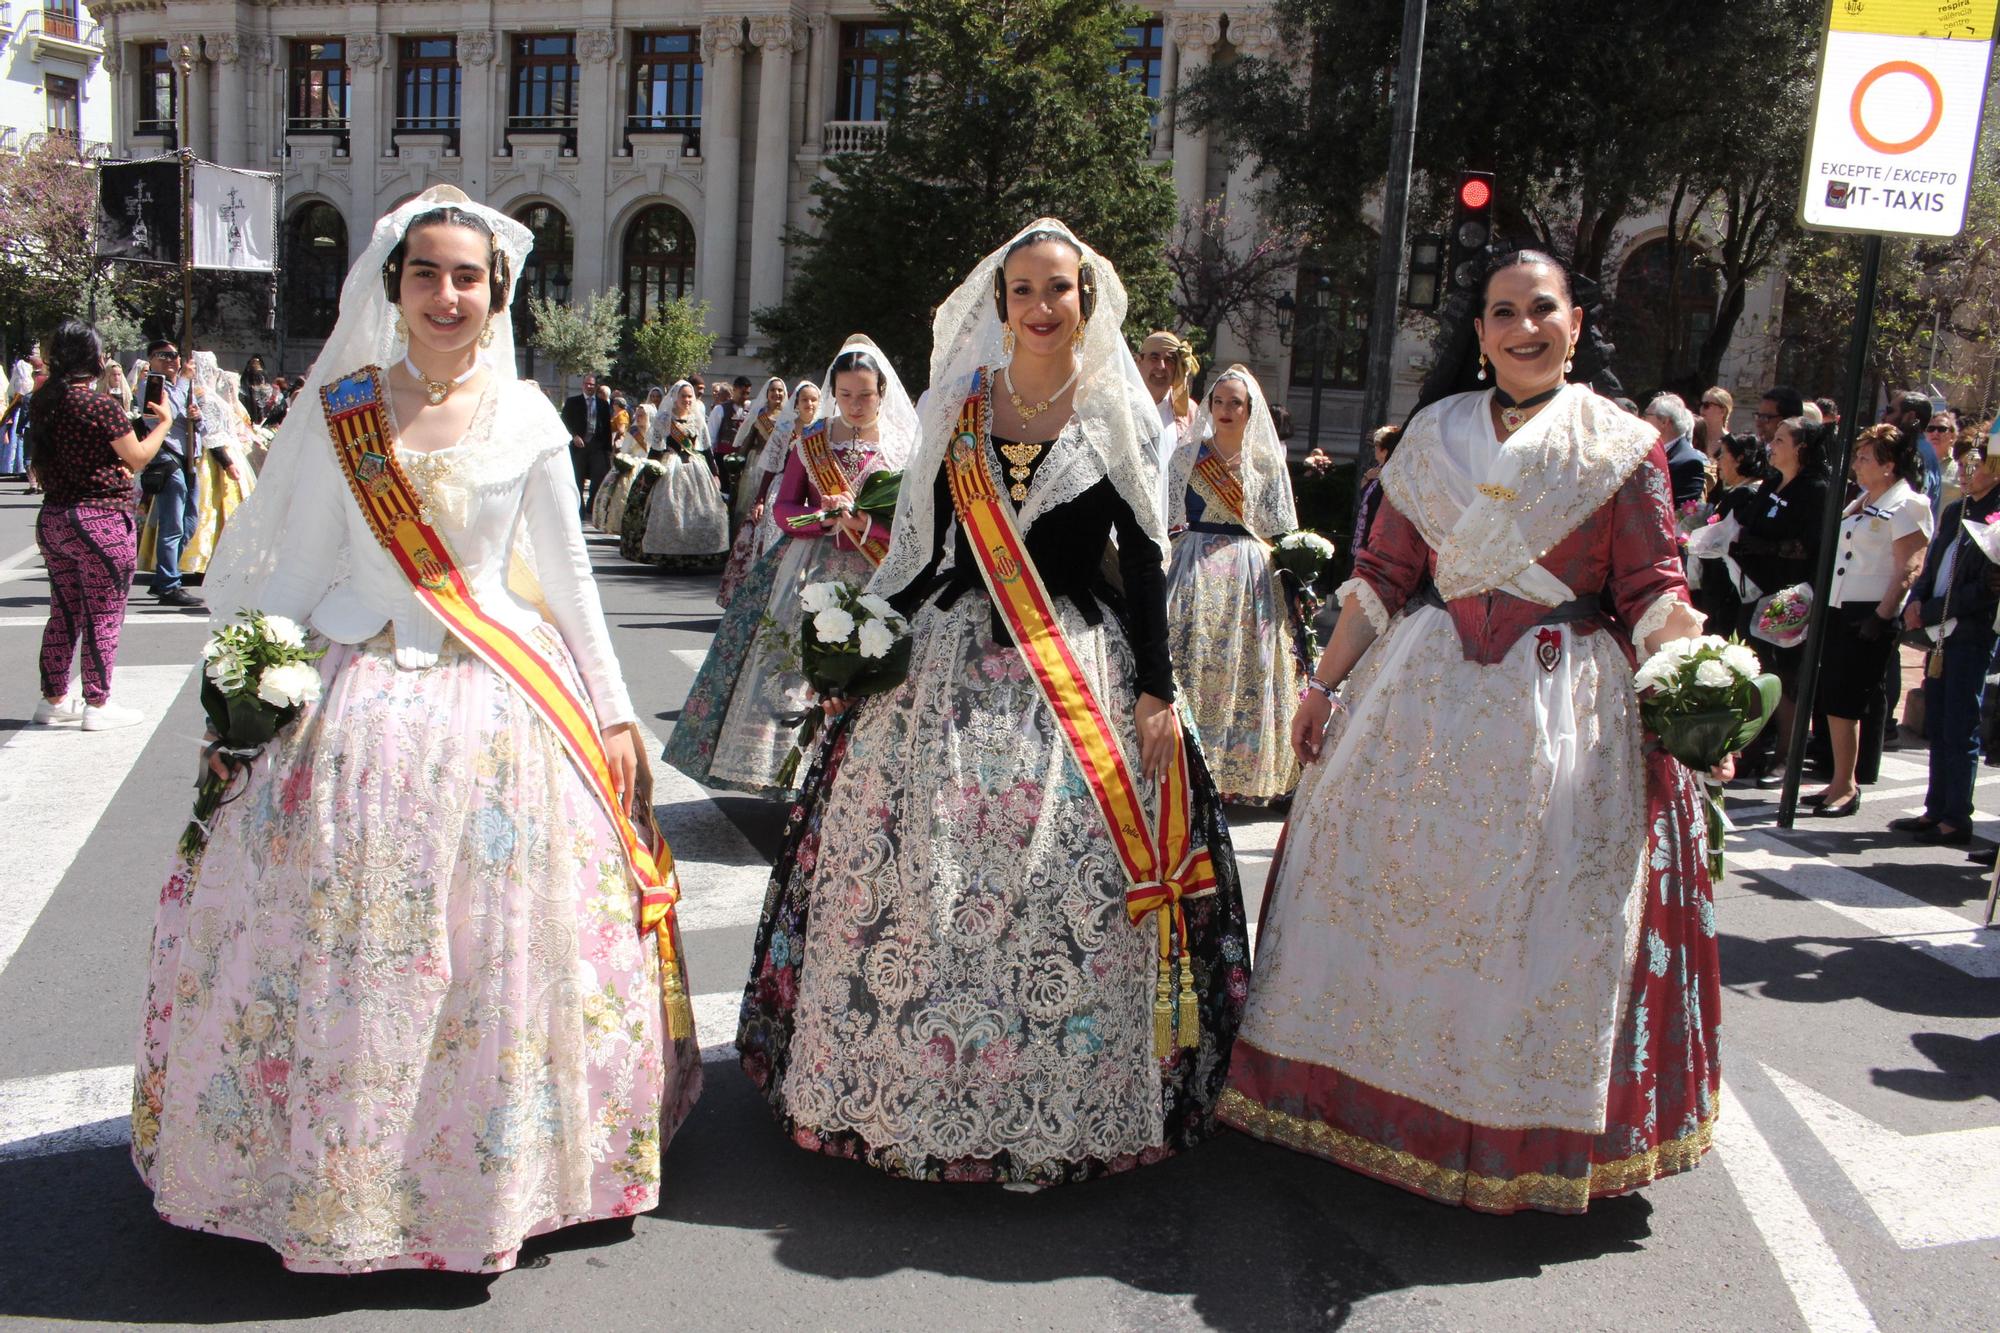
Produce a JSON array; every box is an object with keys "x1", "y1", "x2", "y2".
[{"x1": 133, "y1": 628, "x2": 701, "y2": 1273}]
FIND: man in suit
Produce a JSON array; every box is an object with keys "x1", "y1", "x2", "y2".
[
  {"x1": 562, "y1": 373, "x2": 614, "y2": 516},
  {"x1": 1644, "y1": 392, "x2": 1707, "y2": 508}
]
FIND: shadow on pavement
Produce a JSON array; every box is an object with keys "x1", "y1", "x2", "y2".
[
  {"x1": 652, "y1": 1066, "x2": 1660, "y2": 1332},
  {"x1": 1872, "y1": 1031, "x2": 2000, "y2": 1103},
  {"x1": 1720, "y1": 930, "x2": 2000, "y2": 1020}
]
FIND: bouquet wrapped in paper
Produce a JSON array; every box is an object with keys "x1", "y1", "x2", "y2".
[
  {"x1": 1634, "y1": 634, "x2": 1779, "y2": 878},
  {"x1": 782, "y1": 468, "x2": 903, "y2": 534},
  {"x1": 1753, "y1": 583, "x2": 1813, "y2": 648},
  {"x1": 767, "y1": 579, "x2": 912, "y2": 785},
  {"x1": 181, "y1": 611, "x2": 327, "y2": 856}
]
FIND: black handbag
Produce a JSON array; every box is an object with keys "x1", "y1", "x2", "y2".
[{"x1": 138, "y1": 448, "x2": 182, "y2": 496}]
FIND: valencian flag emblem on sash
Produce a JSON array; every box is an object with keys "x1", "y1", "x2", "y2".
[
  {"x1": 798, "y1": 420, "x2": 891, "y2": 566},
  {"x1": 319, "y1": 367, "x2": 694, "y2": 1036},
  {"x1": 944, "y1": 368, "x2": 1215, "y2": 1056},
  {"x1": 1190, "y1": 451, "x2": 1249, "y2": 529}
]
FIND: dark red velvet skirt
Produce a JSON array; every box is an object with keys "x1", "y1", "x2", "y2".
[{"x1": 1218, "y1": 748, "x2": 1722, "y2": 1214}]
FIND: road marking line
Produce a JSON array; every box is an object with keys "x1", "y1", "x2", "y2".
[
  {"x1": 0, "y1": 664, "x2": 191, "y2": 980},
  {"x1": 0, "y1": 987, "x2": 747, "y2": 1162},
  {"x1": 1731, "y1": 830, "x2": 2000, "y2": 978},
  {"x1": 0, "y1": 543, "x2": 47, "y2": 584},
  {"x1": 1764, "y1": 1064, "x2": 2000, "y2": 1250},
  {"x1": 0, "y1": 613, "x2": 201, "y2": 630},
  {"x1": 1716, "y1": 1079, "x2": 1880, "y2": 1333}
]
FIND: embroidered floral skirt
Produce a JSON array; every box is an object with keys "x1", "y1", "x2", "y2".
[
  {"x1": 1164, "y1": 529, "x2": 1308, "y2": 805},
  {"x1": 716, "y1": 486, "x2": 780, "y2": 609},
  {"x1": 640, "y1": 453, "x2": 730, "y2": 572},
  {"x1": 1217, "y1": 606, "x2": 1720, "y2": 1214},
  {"x1": 593, "y1": 456, "x2": 640, "y2": 535},
  {"x1": 665, "y1": 535, "x2": 874, "y2": 798},
  {"x1": 737, "y1": 593, "x2": 1252, "y2": 1183},
  {"x1": 618, "y1": 465, "x2": 663, "y2": 563},
  {"x1": 182, "y1": 449, "x2": 253, "y2": 577},
  {"x1": 132, "y1": 628, "x2": 702, "y2": 1273}
]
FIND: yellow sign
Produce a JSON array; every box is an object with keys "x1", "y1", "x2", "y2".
[{"x1": 1829, "y1": 0, "x2": 1998, "y2": 42}]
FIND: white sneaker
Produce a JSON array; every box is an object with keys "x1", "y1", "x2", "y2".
[
  {"x1": 81, "y1": 701, "x2": 145, "y2": 732},
  {"x1": 31, "y1": 690, "x2": 83, "y2": 725}
]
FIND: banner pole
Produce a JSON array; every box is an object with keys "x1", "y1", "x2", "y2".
[{"x1": 1778, "y1": 232, "x2": 1883, "y2": 828}]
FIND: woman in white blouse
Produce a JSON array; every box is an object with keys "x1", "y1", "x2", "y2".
[{"x1": 1810, "y1": 423, "x2": 1933, "y2": 816}]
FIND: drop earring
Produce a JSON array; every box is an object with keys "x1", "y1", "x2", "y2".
[
  {"x1": 1071, "y1": 318, "x2": 1087, "y2": 350},
  {"x1": 1563, "y1": 349, "x2": 1575, "y2": 375},
  {"x1": 479, "y1": 318, "x2": 496, "y2": 349},
  {"x1": 394, "y1": 310, "x2": 410, "y2": 343},
  {"x1": 1001, "y1": 324, "x2": 1016, "y2": 359},
  {"x1": 1476, "y1": 352, "x2": 1487, "y2": 382}
]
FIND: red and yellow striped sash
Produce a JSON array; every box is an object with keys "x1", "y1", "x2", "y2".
[
  {"x1": 943, "y1": 368, "x2": 1214, "y2": 1054},
  {"x1": 798, "y1": 421, "x2": 890, "y2": 566},
  {"x1": 319, "y1": 367, "x2": 692, "y2": 1035},
  {"x1": 1190, "y1": 451, "x2": 1248, "y2": 527}
]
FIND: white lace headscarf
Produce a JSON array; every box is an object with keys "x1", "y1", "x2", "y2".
[
  {"x1": 655, "y1": 378, "x2": 710, "y2": 451},
  {"x1": 202, "y1": 185, "x2": 532, "y2": 622},
  {"x1": 1167, "y1": 363, "x2": 1297, "y2": 540},
  {"x1": 758, "y1": 379, "x2": 818, "y2": 474},
  {"x1": 873, "y1": 218, "x2": 1167, "y2": 599},
  {"x1": 812, "y1": 333, "x2": 919, "y2": 469}
]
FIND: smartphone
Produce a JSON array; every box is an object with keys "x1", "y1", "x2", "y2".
[{"x1": 143, "y1": 373, "x2": 166, "y2": 409}]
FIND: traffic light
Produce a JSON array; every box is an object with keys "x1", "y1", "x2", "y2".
[
  {"x1": 1405, "y1": 233, "x2": 1444, "y2": 311},
  {"x1": 1447, "y1": 170, "x2": 1495, "y2": 295}
]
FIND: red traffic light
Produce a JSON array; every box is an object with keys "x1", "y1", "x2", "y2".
[{"x1": 1458, "y1": 177, "x2": 1492, "y2": 210}]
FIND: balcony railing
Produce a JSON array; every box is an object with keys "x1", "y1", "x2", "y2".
[
  {"x1": 823, "y1": 120, "x2": 887, "y2": 155},
  {"x1": 0, "y1": 127, "x2": 16, "y2": 155},
  {"x1": 24, "y1": 8, "x2": 104, "y2": 56},
  {"x1": 19, "y1": 130, "x2": 105, "y2": 159}
]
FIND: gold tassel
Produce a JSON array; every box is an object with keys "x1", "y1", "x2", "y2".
[
  {"x1": 1177, "y1": 950, "x2": 1199, "y2": 1050},
  {"x1": 657, "y1": 921, "x2": 695, "y2": 1041},
  {"x1": 1152, "y1": 911, "x2": 1174, "y2": 1059}
]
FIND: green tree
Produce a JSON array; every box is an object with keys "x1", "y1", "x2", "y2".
[
  {"x1": 755, "y1": 0, "x2": 1176, "y2": 387},
  {"x1": 620, "y1": 294, "x2": 719, "y2": 389},
  {"x1": 526, "y1": 289, "x2": 622, "y2": 395}
]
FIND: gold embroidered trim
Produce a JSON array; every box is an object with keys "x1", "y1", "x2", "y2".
[
  {"x1": 1475, "y1": 482, "x2": 1518, "y2": 502},
  {"x1": 1217, "y1": 1088, "x2": 1716, "y2": 1212}
]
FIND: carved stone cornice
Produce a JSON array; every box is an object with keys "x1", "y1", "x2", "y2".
[
  {"x1": 1172, "y1": 11, "x2": 1223, "y2": 57},
  {"x1": 349, "y1": 33, "x2": 382, "y2": 68},
  {"x1": 577, "y1": 27, "x2": 617, "y2": 64},
  {"x1": 459, "y1": 29, "x2": 495, "y2": 66},
  {"x1": 701, "y1": 15, "x2": 746, "y2": 61}
]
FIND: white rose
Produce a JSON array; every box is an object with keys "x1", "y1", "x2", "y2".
[
  {"x1": 857, "y1": 618, "x2": 896, "y2": 660},
  {"x1": 1694, "y1": 659, "x2": 1734, "y2": 690},
  {"x1": 1633, "y1": 655, "x2": 1673, "y2": 692},
  {"x1": 1720, "y1": 643, "x2": 1761, "y2": 679},
  {"x1": 205, "y1": 650, "x2": 245, "y2": 687},
  {"x1": 199, "y1": 636, "x2": 224, "y2": 661},
  {"x1": 260, "y1": 615, "x2": 307, "y2": 649},
  {"x1": 858, "y1": 592, "x2": 897, "y2": 621},
  {"x1": 800, "y1": 582, "x2": 837, "y2": 615},
  {"x1": 255, "y1": 661, "x2": 322, "y2": 709},
  {"x1": 812, "y1": 606, "x2": 857, "y2": 644}
]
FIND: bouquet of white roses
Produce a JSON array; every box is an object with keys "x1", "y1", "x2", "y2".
[
  {"x1": 768, "y1": 580, "x2": 912, "y2": 785},
  {"x1": 180, "y1": 611, "x2": 326, "y2": 856},
  {"x1": 1634, "y1": 634, "x2": 1779, "y2": 878},
  {"x1": 1272, "y1": 529, "x2": 1337, "y2": 586}
]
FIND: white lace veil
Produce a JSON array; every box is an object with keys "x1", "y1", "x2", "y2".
[
  {"x1": 655, "y1": 378, "x2": 710, "y2": 450},
  {"x1": 813, "y1": 333, "x2": 919, "y2": 469},
  {"x1": 874, "y1": 217, "x2": 1166, "y2": 599},
  {"x1": 1167, "y1": 364, "x2": 1297, "y2": 540},
  {"x1": 202, "y1": 185, "x2": 532, "y2": 622},
  {"x1": 759, "y1": 379, "x2": 817, "y2": 473}
]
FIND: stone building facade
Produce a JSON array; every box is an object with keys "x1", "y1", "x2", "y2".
[{"x1": 79, "y1": 0, "x2": 1781, "y2": 447}]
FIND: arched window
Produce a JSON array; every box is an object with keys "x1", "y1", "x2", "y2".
[
  {"x1": 510, "y1": 202, "x2": 573, "y2": 377},
  {"x1": 621, "y1": 204, "x2": 696, "y2": 321},
  {"x1": 1608, "y1": 239, "x2": 1718, "y2": 398},
  {"x1": 283, "y1": 202, "x2": 346, "y2": 340}
]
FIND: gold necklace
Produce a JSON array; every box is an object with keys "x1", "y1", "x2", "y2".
[
  {"x1": 1002, "y1": 363, "x2": 1080, "y2": 424},
  {"x1": 403, "y1": 354, "x2": 476, "y2": 407},
  {"x1": 996, "y1": 439, "x2": 1046, "y2": 502}
]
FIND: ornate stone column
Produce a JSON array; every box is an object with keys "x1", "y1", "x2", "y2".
[
  {"x1": 1170, "y1": 13, "x2": 1221, "y2": 208},
  {"x1": 171, "y1": 33, "x2": 209, "y2": 158},
  {"x1": 698, "y1": 15, "x2": 747, "y2": 350},
  {"x1": 208, "y1": 33, "x2": 246, "y2": 166},
  {"x1": 802, "y1": 14, "x2": 830, "y2": 154},
  {"x1": 347, "y1": 31, "x2": 385, "y2": 234},
  {"x1": 574, "y1": 28, "x2": 619, "y2": 298},
  {"x1": 744, "y1": 14, "x2": 800, "y2": 350},
  {"x1": 458, "y1": 29, "x2": 497, "y2": 196}
]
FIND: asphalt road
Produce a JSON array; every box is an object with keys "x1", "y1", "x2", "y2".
[{"x1": 0, "y1": 481, "x2": 1993, "y2": 1332}]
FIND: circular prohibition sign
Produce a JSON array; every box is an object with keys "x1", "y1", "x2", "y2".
[{"x1": 1849, "y1": 59, "x2": 1944, "y2": 155}]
